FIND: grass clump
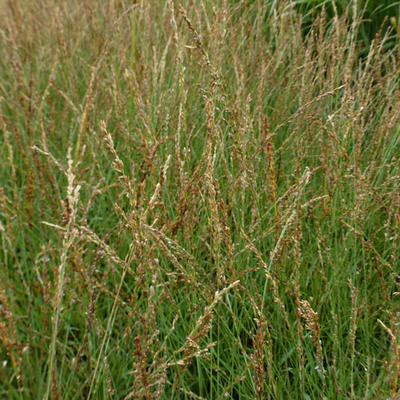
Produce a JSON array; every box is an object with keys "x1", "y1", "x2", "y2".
[
  {"x1": 293, "y1": 0, "x2": 400, "y2": 51},
  {"x1": 0, "y1": 0, "x2": 400, "y2": 398}
]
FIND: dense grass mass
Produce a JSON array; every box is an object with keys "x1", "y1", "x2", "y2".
[
  {"x1": 1, "y1": 0, "x2": 400, "y2": 398},
  {"x1": 294, "y1": 0, "x2": 400, "y2": 51}
]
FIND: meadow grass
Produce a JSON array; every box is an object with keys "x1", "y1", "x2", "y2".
[{"x1": 0, "y1": 1, "x2": 400, "y2": 398}]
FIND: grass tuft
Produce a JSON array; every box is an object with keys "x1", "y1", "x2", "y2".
[{"x1": 0, "y1": 0, "x2": 400, "y2": 398}]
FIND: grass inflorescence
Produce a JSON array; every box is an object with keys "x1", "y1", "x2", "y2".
[{"x1": 0, "y1": 0, "x2": 399, "y2": 398}]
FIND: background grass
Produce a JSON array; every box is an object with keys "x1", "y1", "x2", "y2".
[
  {"x1": 0, "y1": 0, "x2": 400, "y2": 399},
  {"x1": 293, "y1": 0, "x2": 400, "y2": 50}
]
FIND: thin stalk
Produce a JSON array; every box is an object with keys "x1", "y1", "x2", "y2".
[{"x1": 44, "y1": 225, "x2": 74, "y2": 400}]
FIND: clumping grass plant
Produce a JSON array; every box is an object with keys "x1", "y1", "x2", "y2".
[
  {"x1": 0, "y1": 0, "x2": 399, "y2": 399},
  {"x1": 293, "y1": 0, "x2": 400, "y2": 54}
]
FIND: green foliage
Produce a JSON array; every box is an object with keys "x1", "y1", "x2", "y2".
[
  {"x1": 294, "y1": 0, "x2": 400, "y2": 51},
  {"x1": 0, "y1": 0, "x2": 400, "y2": 399}
]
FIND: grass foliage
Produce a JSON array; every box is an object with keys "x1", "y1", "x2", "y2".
[
  {"x1": 294, "y1": 0, "x2": 400, "y2": 52},
  {"x1": 0, "y1": 0, "x2": 400, "y2": 398}
]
